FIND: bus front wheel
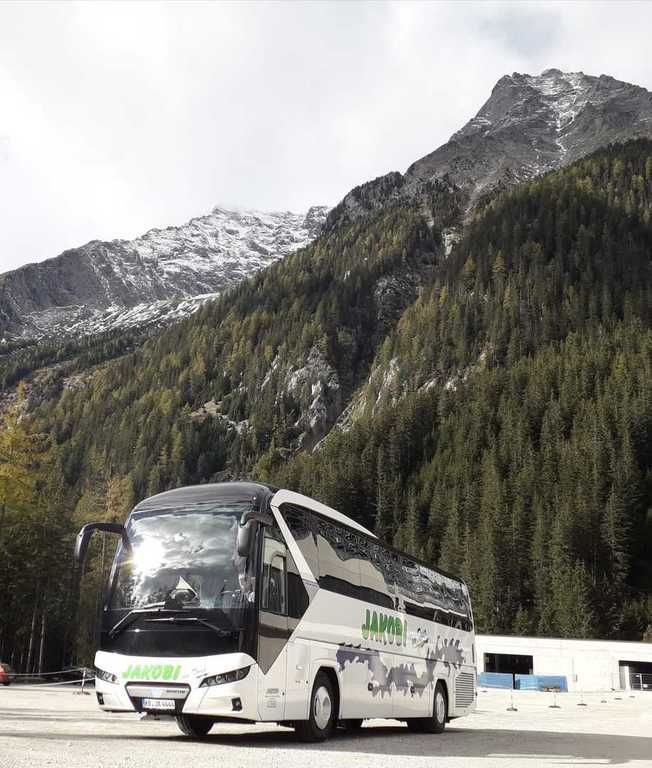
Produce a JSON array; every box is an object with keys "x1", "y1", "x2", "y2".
[
  {"x1": 295, "y1": 672, "x2": 337, "y2": 742},
  {"x1": 175, "y1": 714, "x2": 214, "y2": 738}
]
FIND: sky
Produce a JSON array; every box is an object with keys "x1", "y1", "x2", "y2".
[{"x1": 1, "y1": 0, "x2": 651, "y2": 273}]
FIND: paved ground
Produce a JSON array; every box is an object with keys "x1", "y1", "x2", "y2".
[{"x1": 0, "y1": 686, "x2": 650, "y2": 768}]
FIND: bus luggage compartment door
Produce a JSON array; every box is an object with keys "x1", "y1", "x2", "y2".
[{"x1": 337, "y1": 647, "x2": 395, "y2": 719}]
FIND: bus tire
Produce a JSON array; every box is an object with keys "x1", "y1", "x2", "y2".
[
  {"x1": 407, "y1": 681, "x2": 447, "y2": 734},
  {"x1": 175, "y1": 714, "x2": 214, "y2": 738},
  {"x1": 295, "y1": 671, "x2": 337, "y2": 742}
]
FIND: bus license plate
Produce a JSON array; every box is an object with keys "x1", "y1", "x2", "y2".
[{"x1": 142, "y1": 698, "x2": 175, "y2": 711}]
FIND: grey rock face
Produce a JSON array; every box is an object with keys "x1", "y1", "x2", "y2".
[
  {"x1": 408, "y1": 69, "x2": 652, "y2": 207},
  {"x1": 0, "y1": 205, "x2": 329, "y2": 342},
  {"x1": 284, "y1": 346, "x2": 342, "y2": 451},
  {"x1": 330, "y1": 69, "x2": 652, "y2": 228}
]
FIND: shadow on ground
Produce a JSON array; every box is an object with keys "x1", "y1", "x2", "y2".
[{"x1": 1, "y1": 723, "x2": 650, "y2": 765}]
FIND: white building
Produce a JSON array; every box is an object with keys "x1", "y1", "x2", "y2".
[{"x1": 476, "y1": 634, "x2": 652, "y2": 693}]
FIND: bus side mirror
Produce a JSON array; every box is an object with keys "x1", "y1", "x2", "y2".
[
  {"x1": 236, "y1": 506, "x2": 274, "y2": 558},
  {"x1": 74, "y1": 522, "x2": 129, "y2": 571},
  {"x1": 236, "y1": 521, "x2": 254, "y2": 558}
]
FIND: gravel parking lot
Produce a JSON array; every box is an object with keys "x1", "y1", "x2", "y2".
[{"x1": 1, "y1": 685, "x2": 650, "y2": 768}]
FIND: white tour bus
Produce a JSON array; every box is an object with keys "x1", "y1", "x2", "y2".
[{"x1": 75, "y1": 482, "x2": 476, "y2": 741}]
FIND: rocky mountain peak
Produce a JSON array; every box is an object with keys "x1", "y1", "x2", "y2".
[
  {"x1": 328, "y1": 69, "x2": 651, "y2": 231},
  {"x1": 408, "y1": 68, "x2": 652, "y2": 206}
]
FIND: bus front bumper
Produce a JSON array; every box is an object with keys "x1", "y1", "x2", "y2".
[{"x1": 94, "y1": 650, "x2": 259, "y2": 720}]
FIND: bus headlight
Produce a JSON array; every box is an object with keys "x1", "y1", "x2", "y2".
[
  {"x1": 95, "y1": 667, "x2": 118, "y2": 684},
  {"x1": 199, "y1": 666, "x2": 250, "y2": 687}
]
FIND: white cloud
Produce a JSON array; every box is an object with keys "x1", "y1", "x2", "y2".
[{"x1": 0, "y1": 0, "x2": 650, "y2": 272}]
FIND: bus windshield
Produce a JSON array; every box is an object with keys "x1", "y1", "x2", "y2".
[{"x1": 109, "y1": 501, "x2": 254, "y2": 618}]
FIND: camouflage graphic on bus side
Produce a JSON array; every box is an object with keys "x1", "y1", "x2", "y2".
[{"x1": 338, "y1": 608, "x2": 467, "y2": 699}]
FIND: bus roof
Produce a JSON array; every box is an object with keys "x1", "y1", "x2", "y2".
[
  {"x1": 133, "y1": 481, "x2": 277, "y2": 513},
  {"x1": 132, "y1": 483, "x2": 375, "y2": 538}
]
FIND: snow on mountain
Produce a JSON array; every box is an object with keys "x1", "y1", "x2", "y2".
[
  {"x1": 330, "y1": 69, "x2": 652, "y2": 228},
  {"x1": 409, "y1": 68, "x2": 652, "y2": 205},
  {"x1": 0, "y1": 205, "x2": 329, "y2": 342},
  {"x1": 4, "y1": 68, "x2": 652, "y2": 347}
]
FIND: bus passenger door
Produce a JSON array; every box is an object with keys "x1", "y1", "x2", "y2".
[
  {"x1": 283, "y1": 553, "x2": 314, "y2": 721},
  {"x1": 257, "y1": 531, "x2": 289, "y2": 721}
]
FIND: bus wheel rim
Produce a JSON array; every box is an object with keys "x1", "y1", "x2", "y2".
[
  {"x1": 435, "y1": 690, "x2": 445, "y2": 722},
  {"x1": 314, "y1": 686, "x2": 332, "y2": 730}
]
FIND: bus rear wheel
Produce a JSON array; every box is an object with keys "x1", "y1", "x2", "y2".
[
  {"x1": 406, "y1": 681, "x2": 447, "y2": 734},
  {"x1": 175, "y1": 714, "x2": 214, "y2": 738},
  {"x1": 295, "y1": 672, "x2": 337, "y2": 742}
]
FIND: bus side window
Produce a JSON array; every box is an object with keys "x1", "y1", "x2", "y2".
[
  {"x1": 262, "y1": 532, "x2": 287, "y2": 615},
  {"x1": 273, "y1": 507, "x2": 311, "y2": 619},
  {"x1": 396, "y1": 556, "x2": 419, "y2": 604},
  {"x1": 359, "y1": 541, "x2": 395, "y2": 609},
  {"x1": 281, "y1": 505, "x2": 320, "y2": 580},
  {"x1": 316, "y1": 518, "x2": 361, "y2": 597}
]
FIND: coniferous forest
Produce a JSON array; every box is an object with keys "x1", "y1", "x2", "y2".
[{"x1": 0, "y1": 140, "x2": 651, "y2": 670}]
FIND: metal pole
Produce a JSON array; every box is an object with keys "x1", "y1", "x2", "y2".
[{"x1": 75, "y1": 667, "x2": 89, "y2": 696}]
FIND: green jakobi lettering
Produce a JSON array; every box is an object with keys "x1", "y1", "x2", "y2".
[
  {"x1": 369, "y1": 611, "x2": 379, "y2": 641},
  {"x1": 123, "y1": 664, "x2": 181, "y2": 681},
  {"x1": 362, "y1": 609, "x2": 371, "y2": 640},
  {"x1": 378, "y1": 613, "x2": 389, "y2": 645},
  {"x1": 395, "y1": 618, "x2": 403, "y2": 646},
  {"x1": 361, "y1": 607, "x2": 407, "y2": 646}
]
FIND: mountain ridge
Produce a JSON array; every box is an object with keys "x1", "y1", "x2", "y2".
[
  {"x1": 0, "y1": 204, "x2": 329, "y2": 342},
  {"x1": 3, "y1": 68, "x2": 651, "y2": 350},
  {"x1": 328, "y1": 69, "x2": 652, "y2": 230}
]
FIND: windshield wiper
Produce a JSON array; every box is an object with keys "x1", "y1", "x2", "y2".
[
  {"x1": 108, "y1": 607, "x2": 167, "y2": 639},
  {"x1": 144, "y1": 615, "x2": 234, "y2": 637}
]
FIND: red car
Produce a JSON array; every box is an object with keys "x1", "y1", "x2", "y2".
[{"x1": 0, "y1": 662, "x2": 15, "y2": 686}]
